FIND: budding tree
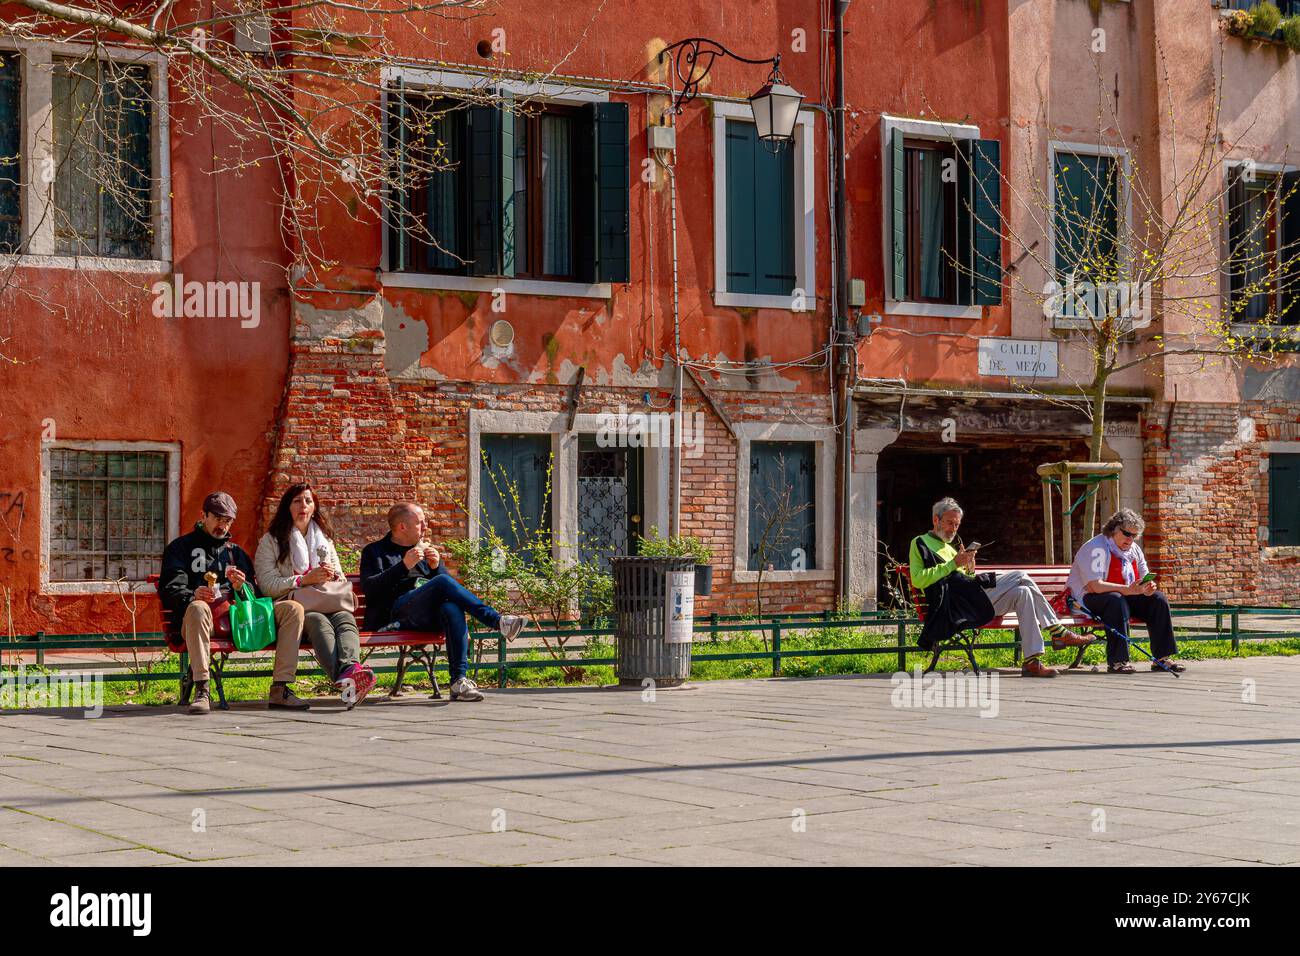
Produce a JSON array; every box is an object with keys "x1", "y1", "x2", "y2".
[
  {"x1": 945, "y1": 32, "x2": 1298, "y2": 533},
  {"x1": 0, "y1": 0, "x2": 578, "y2": 345}
]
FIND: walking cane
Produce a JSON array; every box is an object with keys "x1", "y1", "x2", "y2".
[{"x1": 1066, "y1": 595, "x2": 1179, "y2": 678}]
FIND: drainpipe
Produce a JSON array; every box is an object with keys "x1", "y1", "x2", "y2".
[
  {"x1": 833, "y1": 0, "x2": 854, "y2": 606},
  {"x1": 665, "y1": 161, "x2": 683, "y2": 538}
]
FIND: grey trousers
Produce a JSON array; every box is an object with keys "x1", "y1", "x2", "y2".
[
  {"x1": 982, "y1": 570, "x2": 1060, "y2": 658},
  {"x1": 303, "y1": 610, "x2": 360, "y2": 681}
]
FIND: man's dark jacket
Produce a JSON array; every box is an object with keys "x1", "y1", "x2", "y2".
[
  {"x1": 912, "y1": 535, "x2": 996, "y2": 651},
  {"x1": 159, "y1": 524, "x2": 257, "y2": 617},
  {"x1": 360, "y1": 532, "x2": 447, "y2": 629}
]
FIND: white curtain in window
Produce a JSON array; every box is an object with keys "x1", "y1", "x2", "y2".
[{"x1": 918, "y1": 151, "x2": 945, "y2": 299}]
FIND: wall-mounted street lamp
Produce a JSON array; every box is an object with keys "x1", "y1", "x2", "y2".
[{"x1": 659, "y1": 37, "x2": 804, "y2": 151}]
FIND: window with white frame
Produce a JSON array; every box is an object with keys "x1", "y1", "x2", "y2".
[
  {"x1": 1225, "y1": 162, "x2": 1299, "y2": 326},
  {"x1": 0, "y1": 45, "x2": 170, "y2": 265},
  {"x1": 478, "y1": 433, "x2": 552, "y2": 562},
  {"x1": 1048, "y1": 142, "x2": 1130, "y2": 327},
  {"x1": 42, "y1": 442, "x2": 180, "y2": 588},
  {"x1": 383, "y1": 72, "x2": 629, "y2": 295},
  {"x1": 467, "y1": 409, "x2": 670, "y2": 569},
  {"x1": 733, "y1": 423, "x2": 834, "y2": 582},
  {"x1": 747, "y1": 440, "x2": 816, "y2": 571},
  {"x1": 713, "y1": 101, "x2": 816, "y2": 311},
  {"x1": 881, "y1": 115, "x2": 1003, "y2": 317}
]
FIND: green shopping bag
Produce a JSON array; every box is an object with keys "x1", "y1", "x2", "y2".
[{"x1": 229, "y1": 583, "x2": 278, "y2": 652}]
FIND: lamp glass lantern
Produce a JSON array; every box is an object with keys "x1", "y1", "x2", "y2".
[{"x1": 748, "y1": 78, "x2": 804, "y2": 150}]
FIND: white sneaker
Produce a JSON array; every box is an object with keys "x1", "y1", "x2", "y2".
[
  {"x1": 450, "y1": 677, "x2": 484, "y2": 702},
  {"x1": 499, "y1": 614, "x2": 526, "y2": 642}
]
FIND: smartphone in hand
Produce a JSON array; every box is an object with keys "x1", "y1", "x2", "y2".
[{"x1": 1140, "y1": 571, "x2": 1156, "y2": 585}]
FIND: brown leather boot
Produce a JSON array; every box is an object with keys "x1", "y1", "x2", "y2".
[
  {"x1": 1050, "y1": 628, "x2": 1095, "y2": 650},
  {"x1": 1022, "y1": 657, "x2": 1058, "y2": 678},
  {"x1": 268, "y1": 682, "x2": 311, "y2": 710},
  {"x1": 188, "y1": 681, "x2": 211, "y2": 715}
]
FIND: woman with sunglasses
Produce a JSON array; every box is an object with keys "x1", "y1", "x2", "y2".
[{"x1": 1066, "y1": 508, "x2": 1182, "y2": 674}]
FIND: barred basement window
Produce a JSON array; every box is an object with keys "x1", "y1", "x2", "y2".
[{"x1": 48, "y1": 448, "x2": 169, "y2": 582}]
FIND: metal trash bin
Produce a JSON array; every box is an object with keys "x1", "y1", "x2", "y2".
[{"x1": 611, "y1": 556, "x2": 694, "y2": 687}]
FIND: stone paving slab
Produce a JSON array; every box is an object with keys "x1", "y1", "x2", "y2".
[{"x1": 2, "y1": 656, "x2": 1299, "y2": 866}]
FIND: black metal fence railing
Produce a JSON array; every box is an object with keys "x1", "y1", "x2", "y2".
[{"x1": 3, "y1": 604, "x2": 1298, "y2": 691}]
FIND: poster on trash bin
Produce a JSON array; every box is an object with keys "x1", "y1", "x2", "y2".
[{"x1": 664, "y1": 571, "x2": 695, "y2": 644}]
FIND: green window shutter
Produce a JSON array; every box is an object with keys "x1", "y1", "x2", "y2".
[
  {"x1": 1055, "y1": 152, "x2": 1117, "y2": 282},
  {"x1": 1281, "y1": 170, "x2": 1299, "y2": 324},
  {"x1": 957, "y1": 142, "x2": 972, "y2": 305},
  {"x1": 1271, "y1": 454, "x2": 1300, "y2": 546},
  {"x1": 753, "y1": 129, "x2": 795, "y2": 296},
  {"x1": 725, "y1": 119, "x2": 794, "y2": 297},
  {"x1": 467, "y1": 103, "x2": 503, "y2": 276},
  {"x1": 480, "y1": 435, "x2": 552, "y2": 562},
  {"x1": 0, "y1": 52, "x2": 20, "y2": 254},
  {"x1": 891, "y1": 127, "x2": 906, "y2": 300},
  {"x1": 747, "y1": 441, "x2": 816, "y2": 571},
  {"x1": 594, "y1": 101, "x2": 629, "y2": 283},
  {"x1": 725, "y1": 119, "x2": 757, "y2": 294},
  {"x1": 969, "y1": 138, "x2": 1002, "y2": 305},
  {"x1": 384, "y1": 79, "x2": 409, "y2": 272}
]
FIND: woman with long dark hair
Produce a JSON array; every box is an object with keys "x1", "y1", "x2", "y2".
[{"x1": 255, "y1": 483, "x2": 377, "y2": 706}]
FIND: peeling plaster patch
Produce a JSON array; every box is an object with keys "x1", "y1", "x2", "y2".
[
  {"x1": 612, "y1": 354, "x2": 666, "y2": 387},
  {"x1": 554, "y1": 355, "x2": 665, "y2": 388},
  {"x1": 480, "y1": 339, "x2": 525, "y2": 376},
  {"x1": 381, "y1": 299, "x2": 432, "y2": 379},
  {"x1": 688, "y1": 350, "x2": 801, "y2": 392},
  {"x1": 294, "y1": 299, "x2": 384, "y2": 345},
  {"x1": 1243, "y1": 366, "x2": 1300, "y2": 402}
]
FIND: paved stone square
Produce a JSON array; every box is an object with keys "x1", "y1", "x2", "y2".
[{"x1": 2, "y1": 657, "x2": 1299, "y2": 866}]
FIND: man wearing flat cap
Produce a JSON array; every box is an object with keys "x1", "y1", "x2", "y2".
[{"x1": 159, "y1": 492, "x2": 308, "y2": 714}]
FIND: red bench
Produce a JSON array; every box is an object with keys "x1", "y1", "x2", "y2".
[
  {"x1": 900, "y1": 563, "x2": 1141, "y2": 674},
  {"x1": 147, "y1": 573, "x2": 445, "y2": 710}
]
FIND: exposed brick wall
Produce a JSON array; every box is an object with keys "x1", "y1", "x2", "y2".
[
  {"x1": 270, "y1": 327, "x2": 839, "y2": 614},
  {"x1": 263, "y1": 329, "x2": 425, "y2": 551},
  {"x1": 1144, "y1": 401, "x2": 1300, "y2": 605}
]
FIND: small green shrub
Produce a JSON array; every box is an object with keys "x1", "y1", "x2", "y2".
[
  {"x1": 1281, "y1": 15, "x2": 1300, "y2": 50},
  {"x1": 637, "y1": 526, "x2": 713, "y2": 563},
  {"x1": 1251, "y1": 2, "x2": 1283, "y2": 36}
]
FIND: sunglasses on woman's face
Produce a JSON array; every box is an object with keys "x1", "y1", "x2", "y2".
[{"x1": 1117, "y1": 528, "x2": 1138, "y2": 539}]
